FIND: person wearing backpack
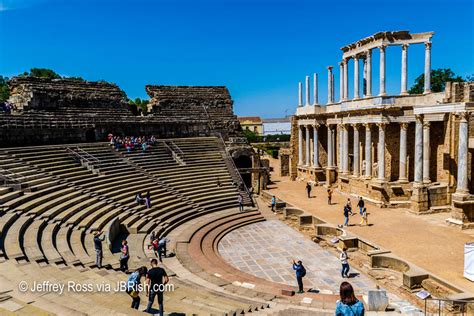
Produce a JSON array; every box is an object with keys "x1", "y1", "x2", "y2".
[
  {"x1": 292, "y1": 260, "x2": 306, "y2": 293},
  {"x1": 126, "y1": 266, "x2": 147, "y2": 310}
]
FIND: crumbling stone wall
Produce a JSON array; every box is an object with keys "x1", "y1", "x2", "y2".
[
  {"x1": 8, "y1": 77, "x2": 128, "y2": 111},
  {"x1": 146, "y1": 85, "x2": 241, "y2": 139}
]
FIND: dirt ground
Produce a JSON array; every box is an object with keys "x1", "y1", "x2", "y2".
[{"x1": 264, "y1": 154, "x2": 474, "y2": 293}]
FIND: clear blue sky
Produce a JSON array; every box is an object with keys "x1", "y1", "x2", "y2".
[{"x1": 0, "y1": 0, "x2": 472, "y2": 118}]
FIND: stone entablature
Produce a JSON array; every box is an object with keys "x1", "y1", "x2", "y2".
[
  {"x1": 340, "y1": 31, "x2": 433, "y2": 59},
  {"x1": 8, "y1": 77, "x2": 128, "y2": 111}
]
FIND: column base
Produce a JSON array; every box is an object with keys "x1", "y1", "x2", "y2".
[
  {"x1": 325, "y1": 167, "x2": 337, "y2": 186},
  {"x1": 378, "y1": 92, "x2": 387, "y2": 96},
  {"x1": 400, "y1": 91, "x2": 409, "y2": 96},
  {"x1": 422, "y1": 179, "x2": 431, "y2": 184},
  {"x1": 423, "y1": 90, "x2": 431, "y2": 94},
  {"x1": 398, "y1": 178, "x2": 409, "y2": 184}
]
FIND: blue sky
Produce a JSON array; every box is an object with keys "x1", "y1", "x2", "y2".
[{"x1": 0, "y1": 0, "x2": 472, "y2": 118}]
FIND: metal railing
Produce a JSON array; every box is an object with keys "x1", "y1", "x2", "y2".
[
  {"x1": 162, "y1": 141, "x2": 186, "y2": 166},
  {"x1": 215, "y1": 132, "x2": 255, "y2": 207},
  {"x1": 0, "y1": 167, "x2": 24, "y2": 188},
  {"x1": 67, "y1": 147, "x2": 101, "y2": 173},
  {"x1": 424, "y1": 298, "x2": 474, "y2": 315}
]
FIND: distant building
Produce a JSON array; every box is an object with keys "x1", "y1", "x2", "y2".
[
  {"x1": 262, "y1": 117, "x2": 291, "y2": 135},
  {"x1": 239, "y1": 116, "x2": 263, "y2": 135}
]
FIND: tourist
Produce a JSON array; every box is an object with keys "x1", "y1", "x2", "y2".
[
  {"x1": 359, "y1": 207, "x2": 368, "y2": 226},
  {"x1": 120, "y1": 240, "x2": 130, "y2": 272},
  {"x1": 306, "y1": 182, "x2": 312, "y2": 198},
  {"x1": 335, "y1": 281, "x2": 365, "y2": 316},
  {"x1": 142, "y1": 142, "x2": 147, "y2": 153},
  {"x1": 158, "y1": 237, "x2": 169, "y2": 262},
  {"x1": 340, "y1": 247, "x2": 350, "y2": 278},
  {"x1": 152, "y1": 238, "x2": 160, "y2": 258},
  {"x1": 136, "y1": 192, "x2": 144, "y2": 205},
  {"x1": 148, "y1": 231, "x2": 156, "y2": 249},
  {"x1": 216, "y1": 177, "x2": 221, "y2": 187},
  {"x1": 271, "y1": 195, "x2": 276, "y2": 212},
  {"x1": 127, "y1": 266, "x2": 148, "y2": 310},
  {"x1": 145, "y1": 258, "x2": 169, "y2": 316},
  {"x1": 145, "y1": 191, "x2": 151, "y2": 209},
  {"x1": 292, "y1": 260, "x2": 306, "y2": 293},
  {"x1": 327, "y1": 188, "x2": 333, "y2": 205},
  {"x1": 346, "y1": 198, "x2": 352, "y2": 210},
  {"x1": 238, "y1": 194, "x2": 244, "y2": 212},
  {"x1": 93, "y1": 231, "x2": 105, "y2": 268},
  {"x1": 343, "y1": 203, "x2": 353, "y2": 227},
  {"x1": 357, "y1": 197, "x2": 365, "y2": 215}
]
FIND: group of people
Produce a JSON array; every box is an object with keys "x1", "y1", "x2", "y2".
[
  {"x1": 0, "y1": 101, "x2": 16, "y2": 114},
  {"x1": 108, "y1": 134, "x2": 157, "y2": 153},
  {"x1": 136, "y1": 191, "x2": 152, "y2": 209},
  {"x1": 342, "y1": 197, "x2": 368, "y2": 227},
  {"x1": 292, "y1": 258, "x2": 364, "y2": 315},
  {"x1": 93, "y1": 231, "x2": 130, "y2": 272},
  {"x1": 126, "y1": 258, "x2": 169, "y2": 315}
]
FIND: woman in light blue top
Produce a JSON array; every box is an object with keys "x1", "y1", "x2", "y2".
[{"x1": 335, "y1": 281, "x2": 365, "y2": 316}]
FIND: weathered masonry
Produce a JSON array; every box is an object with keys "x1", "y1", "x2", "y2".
[{"x1": 290, "y1": 31, "x2": 474, "y2": 228}]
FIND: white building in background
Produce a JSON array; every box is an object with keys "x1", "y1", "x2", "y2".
[{"x1": 262, "y1": 117, "x2": 291, "y2": 135}]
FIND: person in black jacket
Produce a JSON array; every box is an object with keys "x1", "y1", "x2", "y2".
[{"x1": 357, "y1": 197, "x2": 365, "y2": 216}]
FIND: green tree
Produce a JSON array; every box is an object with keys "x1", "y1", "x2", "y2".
[
  {"x1": 129, "y1": 97, "x2": 149, "y2": 115},
  {"x1": 28, "y1": 68, "x2": 62, "y2": 79},
  {"x1": 409, "y1": 68, "x2": 464, "y2": 94},
  {"x1": 0, "y1": 76, "x2": 9, "y2": 102}
]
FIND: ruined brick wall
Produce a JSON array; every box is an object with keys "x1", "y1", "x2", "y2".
[
  {"x1": 146, "y1": 85, "x2": 241, "y2": 139},
  {"x1": 444, "y1": 81, "x2": 474, "y2": 103},
  {"x1": 8, "y1": 77, "x2": 128, "y2": 111}
]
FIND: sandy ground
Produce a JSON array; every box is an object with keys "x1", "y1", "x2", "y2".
[{"x1": 264, "y1": 154, "x2": 474, "y2": 293}]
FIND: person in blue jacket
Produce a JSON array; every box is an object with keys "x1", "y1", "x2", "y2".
[
  {"x1": 335, "y1": 281, "x2": 365, "y2": 316},
  {"x1": 292, "y1": 260, "x2": 306, "y2": 293}
]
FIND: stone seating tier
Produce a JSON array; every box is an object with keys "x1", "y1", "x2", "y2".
[{"x1": 0, "y1": 137, "x2": 275, "y2": 314}]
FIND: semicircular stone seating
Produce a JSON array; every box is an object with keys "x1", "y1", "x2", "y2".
[{"x1": 0, "y1": 137, "x2": 335, "y2": 315}]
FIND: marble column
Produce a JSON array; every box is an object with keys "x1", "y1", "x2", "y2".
[
  {"x1": 338, "y1": 125, "x2": 343, "y2": 171},
  {"x1": 401, "y1": 44, "x2": 408, "y2": 95},
  {"x1": 298, "y1": 125, "x2": 303, "y2": 165},
  {"x1": 424, "y1": 42, "x2": 432, "y2": 94},
  {"x1": 298, "y1": 82, "x2": 303, "y2": 106},
  {"x1": 327, "y1": 67, "x2": 333, "y2": 104},
  {"x1": 342, "y1": 124, "x2": 349, "y2": 174},
  {"x1": 354, "y1": 56, "x2": 360, "y2": 99},
  {"x1": 399, "y1": 123, "x2": 408, "y2": 182},
  {"x1": 365, "y1": 123, "x2": 372, "y2": 177},
  {"x1": 305, "y1": 125, "x2": 311, "y2": 166},
  {"x1": 353, "y1": 124, "x2": 360, "y2": 177},
  {"x1": 339, "y1": 62, "x2": 344, "y2": 102},
  {"x1": 456, "y1": 112, "x2": 470, "y2": 194},
  {"x1": 313, "y1": 73, "x2": 318, "y2": 105},
  {"x1": 313, "y1": 124, "x2": 319, "y2": 167},
  {"x1": 366, "y1": 49, "x2": 372, "y2": 97},
  {"x1": 423, "y1": 121, "x2": 431, "y2": 183},
  {"x1": 327, "y1": 125, "x2": 333, "y2": 167},
  {"x1": 377, "y1": 123, "x2": 386, "y2": 181},
  {"x1": 305, "y1": 76, "x2": 310, "y2": 106},
  {"x1": 414, "y1": 115, "x2": 423, "y2": 183},
  {"x1": 379, "y1": 45, "x2": 386, "y2": 96},
  {"x1": 343, "y1": 59, "x2": 349, "y2": 101}
]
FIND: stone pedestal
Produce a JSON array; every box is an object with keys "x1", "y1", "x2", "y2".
[
  {"x1": 326, "y1": 167, "x2": 336, "y2": 186},
  {"x1": 411, "y1": 184, "x2": 429, "y2": 213}
]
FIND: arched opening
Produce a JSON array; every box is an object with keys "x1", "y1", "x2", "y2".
[
  {"x1": 233, "y1": 155, "x2": 253, "y2": 188},
  {"x1": 85, "y1": 129, "x2": 96, "y2": 142}
]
